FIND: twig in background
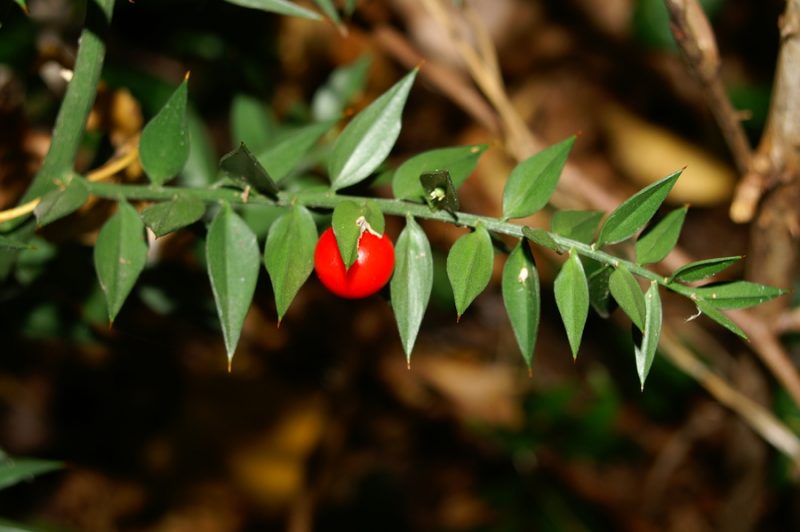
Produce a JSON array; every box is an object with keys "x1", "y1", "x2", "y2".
[
  {"x1": 660, "y1": 329, "x2": 800, "y2": 472},
  {"x1": 744, "y1": 0, "x2": 800, "y2": 319},
  {"x1": 730, "y1": 0, "x2": 800, "y2": 223},
  {"x1": 371, "y1": 26, "x2": 501, "y2": 136},
  {"x1": 775, "y1": 306, "x2": 800, "y2": 334},
  {"x1": 663, "y1": 0, "x2": 753, "y2": 180}
]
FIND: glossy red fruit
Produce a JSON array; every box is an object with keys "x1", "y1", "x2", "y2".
[{"x1": 314, "y1": 227, "x2": 395, "y2": 299}]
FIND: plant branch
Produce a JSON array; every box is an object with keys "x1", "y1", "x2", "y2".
[
  {"x1": 776, "y1": 307, "x2": 800, "y2": 334},
  {"x1": 664, "y1": 0, "x2": 753, "y2": 177},
  {"x1": 82, "y1": 181, "x2": 696, "y2": 298},
  {"x1": 387, "y1": 0, "x2": 800, "y2": 410},
  {"x1": 731, "y1": 0, "x2": 800, "y2": 222},
  {"x1": 0, "y1": 198, "x2": 41, "y2": 225},
  {"x1": 21, "y1": 0, "x2": 115, "y2": 202},
  {"x1": 743, "y1": 0, "x2": 800, "y2": 321},
  {"x1": 80, "y1": 178, "x2": 800, "y2": 464},
  {"x1": 378, "y1": 1, "x2": 800, "y2": 422},
  {"x1": 0, "y1": 140, "x2": 139, "y2": 224}
]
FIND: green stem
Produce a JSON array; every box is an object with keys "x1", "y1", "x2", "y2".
[
  {"x1": 22, "y1": 0, "x2": 116, "y2": 201},
  {"x1": 85, "y1": 181, "x2": 693, "y2": 297}
]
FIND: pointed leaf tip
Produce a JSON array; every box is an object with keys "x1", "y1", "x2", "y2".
[
  {"x1": 328, "y1": 69, "x2": 417, "y2": 190},
  {"x1": 636, "y1": 281, "x2": 662, "y2": 389},
  {"x1": 93, "y1": 201, "x2": 148, "y2": 323},
  {"x1": 669, "y1": 256, "x2": 742, "y2": 283},
  {"x1": 597, "y1": 170, "x2": 681, "y2": 247},
  {"x1": 224, "y1": 0, "x2": 322, "y2": 20},
  {"x1": 692, "y1": 280, "x2": 785, "y2": 309},
  {"x1": 139, "y1": 79, "x2": 190, "y2": 185},
  {"x1": 390, "y1": 216, "x2": 433, "y2": 360},
  {"x1": 695, "y1": 300, "x2": 747, "y2": 339},
  {"x1": 206, "y1": 203, "x2": 260, "y2": 361},
  {"x1": 264, "y1": 206, "x2": 317, "y2": 321},
  {"x1": 331, "y1": 200, "x2": 385, "y2": 269},
  {"x1": 554, "y1": 250, "x2": 589, "y2": 359},
  {"x1": 502, "y1": 241, "x2": 540, "y2": 369}
]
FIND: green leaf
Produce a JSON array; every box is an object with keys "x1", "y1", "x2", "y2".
[
  {"x1": 141, "y1": 197, "x2": 206, "y2": 238},
  {"x1": 390, "y1": 216, "x2": 434, "y2": 362},
  {"x1": 240, "y1": 204, "x2": 283, "y2": 239},
  {"x1": 206, "y1": 203, "x2": 260, "y2": 365},
  {"x1": 695, "y1": 299, "x2": 747, "y2": 339},
  {"x1": 0, "y1": 236, "x2": 31, "y2": 250},
  {"x1": 609, "y1": 266, "x2": 645, "y2": 331},
  {"x1": 0, "y1": 517, "x2": 51, "y2": 532},
  {"x1": 181, "y1": 110, "x2": 218, "y2": 187},
  {"x1": 0, "y1": 458, "x2": 61, "y2": 490},
  {"x1": 693, "y1": 281, "x2": 785, "y2": 309},
  {"x1": 596, "y1": 169, "x2": 681, "y2": 246},
  {"x1": 344, "y1": 0, "x2": 356, "y2": 15},
  {"x1": 331, "y1": 200, "x2": 385, "y2": 269},
  {"x1": 502, "y1": 136, "x2": 575, "y2": 220},
  {"x1": 420, "y1": 170, "x2": 460, "y2": 213},
  {"x1": 93, "y1": 201, "x2": 148, "y2": 323},
  {"x1": 224, "y1": 0, "x2": 322, "y2": 19},
  {"x1": 312, "y1": 56, "x2": 371, "y2": 122},
  {"x1": 550, "y1": 210, "x2": 603, "y2": 244},
  {"x1": 231, "y1": 94, "x2": 275, "y2": 153},
  {"x1": 19, "y1": 0, "x2": 114, "y2": 202},
  {"x1": 328, "y1": 69, "x2": 417, "y2": 190},
  {"x1": 220, "y1": 142, "x2": 280, "y2": 197},
  {"x1": 13, "y1": 0, "x2": 28, "y2": 13},
  {"x1": 312, "y1": 0, "x2": 342, "y2": 27},
  {"x1": 139, "y1": 78, "x2": 190, "y2": 185},
  {"x1": 446, "y1": 225, "x2": 493, "y2": 318},
  {"x1": 554, "y1": 250, "x2": 589, "y2": 359},
  {"x1": 257, "y1": 120, "x2": 335, "y2": 181},
  {"x1": 635, "y1": 206, "x2": 687, "y2": 264},
  {"x1": 522, "y1": 226, "x2": 565, "y2": 254},
  {"x1": 669, "y1": 256, "x2": 742, "y2": 283},
  {"x1": 636, "y1": 281, "x2": 662, "y2": 390},
  {"x1": 586, "y1": 262, "x2": 615, "y2": 318},
  {"x1": 264, "y1": 206, "x2": 317, "y2": 321},
  {"x1": 0, "y1": 220, "x2": 36, "y2": 281},
  {"x1": 502, "y1": 241, "x2": 540, "y2": 369},
  {"x1": 33, "y1": 174, "x2": 89, "y2": 227},
  {"x1": 392, "y1": 144, "x2": 486, "y2": 201}
]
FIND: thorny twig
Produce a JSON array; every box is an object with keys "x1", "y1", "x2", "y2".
[{"x1": 385, "y1": 0, "x2": 800, "y2": 451}]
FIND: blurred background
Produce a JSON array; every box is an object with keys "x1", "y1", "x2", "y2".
[{"x1": 1, "y1": 0, "x2": 799, "y2": 530}]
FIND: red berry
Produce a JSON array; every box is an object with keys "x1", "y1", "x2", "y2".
[{"x1": 314, "y1": 227, "x2": 395, "y2": 299}]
